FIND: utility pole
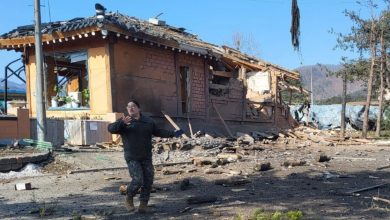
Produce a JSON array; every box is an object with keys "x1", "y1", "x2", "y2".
[{"x1": 34, "y1": 0, "x2": 46, "y2": 141}]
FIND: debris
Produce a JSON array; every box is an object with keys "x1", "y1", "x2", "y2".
[
  {"x1": 103, "y1": 177, "x2": 121, "y2": 181},
  {"x1": 253, "y1": 162, "x2": 271, "y2": 171},
  {"x1": 346, "y1": 183, "x2": 388, "y2": 194},
  {"x1": 154, "y1": 161, "x2": 193, "y2": 167},
  {"x1": 333, "y1": 157, "x2": 376, "y2": 161},
  {"x1": 187, "y1": 195, "x2": 218, "y2": 204},
  {"x1": 15, "y1": 182, "x2": 32, "y2": 191},
  {"x1": 179, "y1": 207, "x2": 192, "y2": 213},
  {"x1": 376, "y1": 164, "x2": 390, "y2": 170},
  {"x1": 214, "y1": 178, "x2": 251, "y2": 187},
  {"x1": 162, "y1": 169, "x2": 182, "y2": 175},
  {"x1": 212, "y1": 103, "x2": 233, "y2": 137},
  {"x1": 282, "y1": 159, "x2": 306, "y2": 167},
  {"x1": 161, "y1": 111, "x2": 189, "y2": 139},
  {"x1": 68, "y1": 166, "x2": 128, "y2": 174},
  {"x1": 192, "y1": 157, "x2": 215, "y2": 166},
  {"x1": 217, "y1": 153, "x2": 242, "y2": 162},
  {"x1": 119, "y1": 185, "x2": 127, "y2": 195},
  {"x1": 317, "y1": 154, "x2": 331, "y2": 162},
  {"x1": 237, "y1": 133, "x2": 255, "y2": 145},
  {"x1": 185, "y1": 168, "x2": 197, "y2": 173},
  {"x1": 373, "y1": 196, "x2": 390, "y2": 205}
]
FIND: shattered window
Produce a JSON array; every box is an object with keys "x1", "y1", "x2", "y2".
[{"x1": 45, "y1": 50, "x2": 89, "y2": 109}]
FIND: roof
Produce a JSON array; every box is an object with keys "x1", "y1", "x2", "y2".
[{"x1": 0, "y1": 10, "x2": 300, "y2": 80}]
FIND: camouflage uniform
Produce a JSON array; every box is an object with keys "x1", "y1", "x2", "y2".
[{"x1": 126, "y1": 159, "x2": 154, "y2": 201}]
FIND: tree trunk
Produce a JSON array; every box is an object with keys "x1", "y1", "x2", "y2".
[
  {"x1": 362, "y1": 24, "x2": 377, "y2": 139},
  {"x1": 376, "y1": 31, "x2": 386, "y2": 137},
  {"x1": 341, "y1": 70, "x2": 347, "y2": 138}
]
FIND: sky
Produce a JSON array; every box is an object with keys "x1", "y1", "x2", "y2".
[{"x1": 0, "y1": 0, "x2": 388, "y2": 81}]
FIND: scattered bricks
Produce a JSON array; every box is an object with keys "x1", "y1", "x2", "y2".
[
  {"x1": 317, "y1": 154, "x2": 332, "y2": 162},
  {"x1": 254, "y1": 162, "x2": 271, "y2": 172}
]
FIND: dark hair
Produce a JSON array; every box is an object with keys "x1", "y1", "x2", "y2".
[{"x1": 128, "y1": 100, "x2": 140, "y2": 108}]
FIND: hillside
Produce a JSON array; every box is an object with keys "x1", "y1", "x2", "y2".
[
  {"x1": 0, "y1": 78, "x2": 26, "y2": 92},
  {"x1": 295, "y1": 64, "x2": 366, "y2": 102}
]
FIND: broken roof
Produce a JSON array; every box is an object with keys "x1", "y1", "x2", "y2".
[{"x1": 0, "y1": 10, "x2": 300, "y2": 80}]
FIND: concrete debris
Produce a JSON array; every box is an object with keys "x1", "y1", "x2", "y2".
[
  {"x1": 317, "y1": 154, "x2": 332, "y2": 162},
  {"x1": 253, "y1": 162, "x2": 271, "y2": 172},
  {"x1": 282, "y1": 159, "x2": 306, "y2": 167}
]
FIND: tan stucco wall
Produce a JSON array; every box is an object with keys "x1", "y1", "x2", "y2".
[
  {"x1": 25, "y1": 38, "x2": 111, "y2": 117},
  {"x1": 0, "y1": 109, "x2": 30, "y2": 139},
  {"x1": 88, "y1": 46, "x2": 112, "y2": 115}
]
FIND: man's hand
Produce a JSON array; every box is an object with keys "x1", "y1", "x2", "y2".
[
  {"x1": 174, "y1": 129, "x2": 184, "y2": 137},
  {"x1": 122, "y1": 116, "x2": 133, "y2": 125}
]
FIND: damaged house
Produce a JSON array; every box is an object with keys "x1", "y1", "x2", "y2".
[{"x1": 0, "y1": 5, "x2": 308, "y2": 137}]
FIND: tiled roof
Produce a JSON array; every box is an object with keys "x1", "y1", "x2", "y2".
[{"x1": 0, "y1": 12, "x2": 300, "y2": 79}]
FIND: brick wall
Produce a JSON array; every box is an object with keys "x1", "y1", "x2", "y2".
[{"x1": 177, "y1": 54, "x2": 206, "y2": 116}]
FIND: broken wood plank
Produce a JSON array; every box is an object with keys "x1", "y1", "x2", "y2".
[
  {"x1": 376, "y1": 164, "x2": 390, "y2": 170},
  {"x1": 162, "y1": 169, "x2": 182, "y2": 175},
  {"x1": 212, "y1": 103, "x2": 233, "y2": 137},
  {"x1": 333, "y1": 157, "x2": 377, "y2": 161},
  {"x1": 187, "y1": 196, "x2": 218, "y2": 205},
  {"x1": 154, "y1": 161, "x2": 192, "y2": 167},
  {"x1": 192, "y1": 157, "x2": 217, "y2": 166},
  {"x1": 346, "y1": 183, "x2": 388, "y2": 194},
  {"x1": 213, "y1": 70, "x2": 233, "y2": 78},
  {"x1": 187, "y1": 115, "x2": 194, "y2": 138},
  {"x1": 373, "y1": 196, "x2": 390, "y2": 205},
  {"x1": 161, "y1": 111, "x2": 189, "y2": 138},
  {"x1": 214, "y1": 178, "x2": 251, "y2": 186},
  {"x1": 68, "y1": 166, "x2": 128, "y2": 174}
]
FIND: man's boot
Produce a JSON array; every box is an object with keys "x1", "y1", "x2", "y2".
[
  {"x1": 138, "y1": 200, "x2": 149, "y2": 213},
  {"x1": 124, "y1": 196, "x2": 135, "y2": 212}
]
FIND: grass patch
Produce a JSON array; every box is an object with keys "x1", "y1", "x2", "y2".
[{"x1": 236, "y1": 208, "x2": 303, "y2": 220}]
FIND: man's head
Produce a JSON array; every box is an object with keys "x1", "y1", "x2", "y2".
[{"x1": 126, "y1": 100, "x2": 141, "y2": 118}]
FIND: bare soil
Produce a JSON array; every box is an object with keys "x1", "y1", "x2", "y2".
[{"x1": 0, "y1": 138, "x2": 389, "y2": 220}]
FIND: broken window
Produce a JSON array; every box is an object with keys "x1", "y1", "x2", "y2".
[
  {"x1": 208, "y1": 62, "x2": 233, "y2": 97},
  {"x1": 179, "y1": 66, "x2": 190, "y2": 113},
  {"x1": 45, "y1": 51, "x2": 89, "y2": 109}
]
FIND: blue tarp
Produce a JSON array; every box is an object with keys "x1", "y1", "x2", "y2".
[{"x1": 290, "y1": 104, "x2": 380, "y2": 130}]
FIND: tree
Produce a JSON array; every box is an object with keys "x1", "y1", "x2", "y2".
[
  {"x1": 335, "y1": 0, "x2": 383, "y2": 138},
  {"x1": 231, "y1": 32, "x2": 261, "y2": 57}
]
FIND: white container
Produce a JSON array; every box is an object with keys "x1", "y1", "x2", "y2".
[{"x1": 64, "y1": 120, "x2": 112, "y2": 145}]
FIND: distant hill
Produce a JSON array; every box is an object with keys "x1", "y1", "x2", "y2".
[
  {"x1": 295, "y1": 64, "x2": 366, "y2": 102},
  {"x1": 0, "y1": 78, "x2": 26, "y2": 92}
]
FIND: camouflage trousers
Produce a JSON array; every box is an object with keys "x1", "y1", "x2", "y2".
[{"x1": 126, "y1": 159, "x2": 154, "y2": 202}]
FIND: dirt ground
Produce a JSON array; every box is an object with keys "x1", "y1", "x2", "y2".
[{"x1": 0, "y1": 136, "x2": 389, "y2": 220}]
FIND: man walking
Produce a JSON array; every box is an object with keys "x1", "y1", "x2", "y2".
[{"x1": 108, "y1": 100, "x2": 183, "y2": 213}]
